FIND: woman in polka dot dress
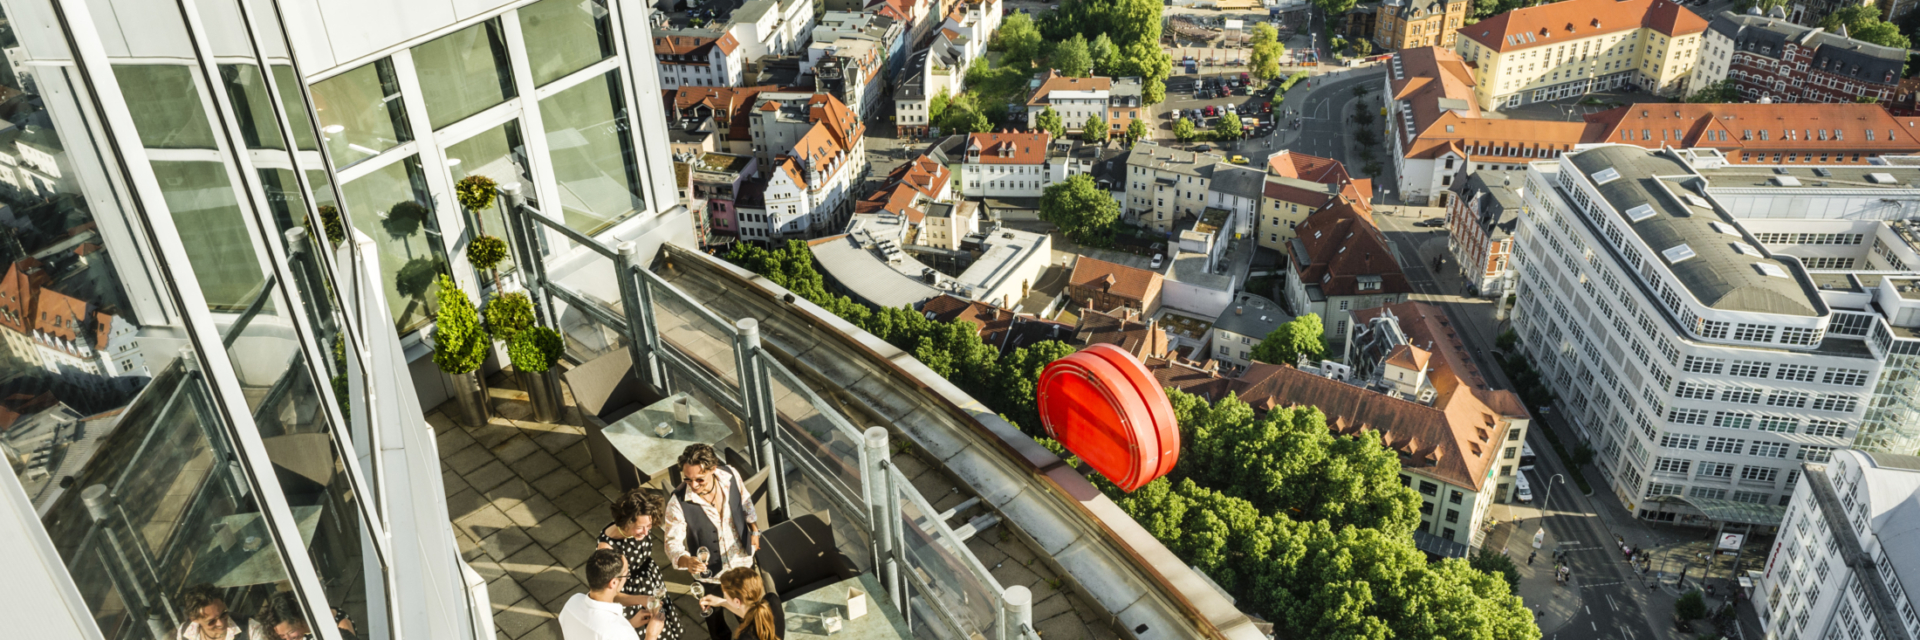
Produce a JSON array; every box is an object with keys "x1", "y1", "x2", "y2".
[{"x1": 597, "y1": 488, "x2": 682, "y2": 640}]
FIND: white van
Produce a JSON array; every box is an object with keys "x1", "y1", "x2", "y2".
[{"x1": 1515, "y1": 473, "x2": 1534, "y2": 503}]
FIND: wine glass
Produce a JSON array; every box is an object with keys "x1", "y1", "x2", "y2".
[
  {"x1": 695, "y1": 547, "x2": 711, "y2": 577},
  {"x1": 694, "y1": 547, "x2": 714, "y2": 617}
]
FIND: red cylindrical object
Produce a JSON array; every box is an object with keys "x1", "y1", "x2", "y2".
[{"x1": 1036, "y1": 344, "x2": 1180, "y2": 492}]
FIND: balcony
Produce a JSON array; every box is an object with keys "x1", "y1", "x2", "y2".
[{"x1": 440, "y1": 200, "x2": 1262, "y2": 640}]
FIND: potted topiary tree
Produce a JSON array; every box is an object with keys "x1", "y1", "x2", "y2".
[
  {"x1": 509, "y1": 326, "x2": 566, "y2": 422},
  {"x1": 432, "y1": 274, "x2": 491, "y2": 427},
  {"x1": 457, "y1": 175, "x2": 508, "y2": 283},
  {"x1": 484, "y1": 291, "x2": 535, "y2": 344}
]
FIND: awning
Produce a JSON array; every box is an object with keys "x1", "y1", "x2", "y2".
[
  {"x1": 1646, "y1": 495, "x2": 1788, "y2": 526},
  {"x1": 1411, "y1": 530, "x2": 1469, "y2": 558}
]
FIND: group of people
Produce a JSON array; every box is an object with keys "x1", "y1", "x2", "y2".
[
  {"x1": 560, "y1": 443, "x2": 785, "y2": 640},
  {"x1": 174, "y1": 584, "x2": 358, "y2": 640}
]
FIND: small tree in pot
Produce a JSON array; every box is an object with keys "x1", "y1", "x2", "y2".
[
  {"x1": 432, "y1": 274, "x2": 491, "y2": 428},
  {"x1": 457, "y1": 175, "x2": 509, "y2": 284},
  {"x1": 509, "y1": 326, "x2": 566, "y2": 422}
]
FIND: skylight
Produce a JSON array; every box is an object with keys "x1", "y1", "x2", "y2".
[
  {"x1": 1625, "y1": 204, "x2": 1657, "y2": 222},
  {"x1": 1663, "y1": 244, "x2": 1697, "y2": 263},
  {"x1": 1731, "y1": 243, "x2": 1761, "y2": 256},
  {"x1": 1592, "y1": 167, "x2": 1621, "y2": 184},
  {"x1": 1682, "y1": 194, "x2": 1711, "y2": 209},
  {"x1": 1709, "y1": 222, "x2": 1742, "y2": 236},
  {"x1": 1755, "y1": 263, "x2": 1789, "y2": 278}
]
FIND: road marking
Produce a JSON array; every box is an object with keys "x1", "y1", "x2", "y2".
[
  {"x1": 1607, "y1": 593, "x2": 1620, "y2": 612},
  {"x1": 1591, "y1": 622, "x2": 1597, "y2": 631},
  {"x1": 1585, "y1": 606, "x2": 1591, "y2": 615}
]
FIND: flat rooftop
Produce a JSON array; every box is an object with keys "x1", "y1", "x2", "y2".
[
  {"x1": 1697, "y1": 165, "x2": 1920, "y2": 190},
  {"x1": 1568, "y1": 145, "x2": 1822, "y2": 317}
]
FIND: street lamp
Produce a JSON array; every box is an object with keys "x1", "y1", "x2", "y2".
[{"x1": 1537, "y1": 473, "x2": 1566, "y2": 531}]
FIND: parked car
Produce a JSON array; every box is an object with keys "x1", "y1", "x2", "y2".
[
  {"x1": 1151, "y1": 253, "x2": 1165, "y2": 269},
  {"x1": 1230, "y1": 155, "x2": 1249, "y2": 164},
  {"x1": 1195, "y1": 144, "x2": 1213, "y2": 152},
  {"x1": 1415, "y1": 218, "x2": 1446, "y2": 227},
  {"x1": 1515, "y1": 472, "x2": 1534, "y2": 503}
]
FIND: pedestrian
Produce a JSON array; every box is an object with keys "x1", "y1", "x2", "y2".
[{"x1": 1527, "y1": 551, "x2": 1536, "y2": 565}]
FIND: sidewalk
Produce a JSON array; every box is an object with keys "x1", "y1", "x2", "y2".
[{"x1": 1482, "y1": 503, "x2": 1580, "y2": 632}]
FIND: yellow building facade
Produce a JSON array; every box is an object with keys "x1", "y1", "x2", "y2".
[{"x1": 1451, "y1": 0, "x2": 1706, "y2": 111}]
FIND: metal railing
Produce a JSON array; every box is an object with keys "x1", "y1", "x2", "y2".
[{"x1": 503, "y1": 191, "x2": 1038, "y2": 640}]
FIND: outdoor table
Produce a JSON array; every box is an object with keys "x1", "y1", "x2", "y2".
[
  {"x1": 783, "y1": 574, "x2": 910, "y2": 640},
  {"x1": 187, "y1": 505, "x2": 323, "y2": 588},
  {"x1": 601, "y1": 392, "x2": 735, "y2": 484}
]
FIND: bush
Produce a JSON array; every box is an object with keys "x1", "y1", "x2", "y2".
[
  {"x1": 508, "y1": 326, "x2": 565, "y2": 373},
  {"x1": 431, "y1": 275, "x2": 489, "y2": 375},
  {"x1": 455, "y1": 174, "x2": 499, "y2": 211},
  {"x1": 1471, "y1": 548, "x2": 1521, "y2": 592},
  {"x1": 1496, "y1": 328, "x2": 1518, "y2": 351},
  {"x1": 467, "y1": 235, "x2": 509, "y2": 271},
  {"x1": 1675, "y1": 590, "x2": 1707, "y2": 621},
  {"x1": 485, "y1": 292, "x2": 535, "y2": 342},
  {"x1": 314, "y1": 205, "x2": 346, "y2": 245}
]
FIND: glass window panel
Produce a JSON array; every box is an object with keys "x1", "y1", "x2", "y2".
[
  {"x1": 311, "y1": 59, "x2": 412, "y2": 169},
  {"x1": 151, "y1": 161, "x2": 267, "y2": 312},
  {"x1": 271, "y1": 65, "x2": 321, "y2": 152},
  {"x1": 219, "y1": 64, "x2": 286, "y2": 149},
  {"x1": 540, "y1": 71, "x2": 642, "y2": 234},
  {"x1": 444, "y1": 121, "x2": 530, "y2": 285},
  {"x1": 413, "y1": 20, "x2": 516, "y2": 130},
  {"x1": 113, "y1": 64, "x2": 218, "y2": 149},
  {"x1": 519, "y1": 0, "x2": 615, "y2": 86},
  {"x1": 338, "y1": 156, "x2": 446, "y2": 333}
]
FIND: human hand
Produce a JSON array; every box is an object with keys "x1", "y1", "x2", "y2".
[
  {"x1": 699, "y1": 595, "x2": 727, "y2": 609},
  {"x1": 676, "y1": 555, "x2": 705, "y2": 573}
]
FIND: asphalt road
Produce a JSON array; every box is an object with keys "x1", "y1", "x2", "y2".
[{"x1": 1372, "y1": 211, "x2": 1685, "y2": 640}]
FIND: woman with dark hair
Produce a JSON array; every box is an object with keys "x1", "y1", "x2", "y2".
[
  {"x1": 597, "y1": 487, "x2": 680, "y2": 640},
  {"x1": 250, "y1": 591, "x2": 357, "y2": 640},
  {"x1": 700, "y1": 567, "x2": 784, "y2": 640}
]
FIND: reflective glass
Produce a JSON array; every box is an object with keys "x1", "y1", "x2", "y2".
[
  {"x1": 273, "y1": 65, "x2": 322, "y2": 152},
  {"x1": 339, "y1": 156, "x2": 447, "y2": 333},
  {"x1": 113, "y1": 64, "x2": 218, "y2": 149},
  {"x1": 311, "y1": 60, "x2": 413, "y2": 169},
  {"x1": 519, "y1": 0, "x2": 615, "y2": 86},
  {"x1": 444, "y1": 121, "x2": 531, "y2": 286},
  {"x1": 219, "y1": 64, "x2": 286, "y2": 150},
  {"x1": 541, "y1": 71, "x2": 643, "y2": 234},
  {"x1": 413, "y1": 20, "x2": 516, "y2": 130},
  {"x1": 150, "y1": 161, "x2": 268, "y2": 311}
]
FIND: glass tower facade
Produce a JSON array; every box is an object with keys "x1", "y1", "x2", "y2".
[{"x1": 1, "y1": 0, "x2": 685, "y2": 638}]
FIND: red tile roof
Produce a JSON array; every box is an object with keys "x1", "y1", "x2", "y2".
[
  {"x1": 0, "y1": 259, "x2": 50, "y2": 335},
  {"x1": 1073, "y1": 307, "x2": 1171, "y2": 360},
  {"x1": 1266, "y1": 150, "x2": 1351, "y2": 184},
  {"x1": 1404, "y1": 111, "x2": 1595, "y2": 160},
  {"x1": 1581, "y1": 103, "x2": 1920, "y2": 157},
  {"x1": 858, "y1": 155, "x2": 950, "y2": 215},
  {"x1": 653, "y1": 32, "x2": 741, "y2": 58},
  {"x1": 1027, "y1": 69, "x2": 1114, "y2": 107},
  {"x1": 1389, "y1": 47, "x2": 1480, "y2": 141},
  {"x1": 965, "y1": 132, "x2": 1051, "y2": 165},
  {"x1": 1068, "y1": 256, "x2": 1162, "y2": 304},
  {"x1": 1289, "y1": 202, "x2": 1411, "y2": 298},
  {"x1": 1460, "y1": 0, "x2": 1706, "y2": 53}
]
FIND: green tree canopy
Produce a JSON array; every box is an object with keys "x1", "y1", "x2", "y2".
[
  {"x1": 1039, "y1": 174, "x2": 1120, "y2": 243},
  {"x1": 1126, "y1": 118, "x2": 1149, "y2": 144},
  {"x1": 1052, "y1": 34, "x2": 1094, "y2": 77},
  {"x1": 1685, "y1": 79, "x2": 1740, "y2": 103},
  {"x1": 1173, "y1": 117, "x2": 1197, "y2": 141},
  {"x1": 1169, "y1": 390, "x2": 1423, "y2": 537},
  {"x1": 1036, "y1": 106, "x2": 1066, "y2": 139},
  {"x1": 1249, "y1": 313, "x2": 1326, "y2": 365},
  {"x1": 1353, "y1": 37, "x2": 1373, "y2": 56},
  {"x1": 1213, "y1": 111, "x2": 1243, "y2": 140},
  {"x1": 1315, "y1": 0, "x2": 1358, "y2": 18},
  {"x1": 938, "y1": 92, "x2": 992, "y2": 133},
  {"x1": 996, "y1": 12, "x2": 1044, "y2": 67},
  {"x1": 1819, "y1": 6, "x2": 1910, "y2": 48},
  {"x1": 1082, "y1": 114, "x2": 1109, "y2": 142},
  {"x1": 1089, "y1": 33, "x2": 1119, "y2": 75},
  {"x1": 1248, "y1": 23, "x2": 1285, "y2": 82},
  {"x1": 929, "y1": 86, "x2": 952, "y2": 123},
  {"x1": 1471, "y1": 548, "x2": 1521, "y2": 592},
  {"x1": 996, "y1": 340, "x2": 1077, "y2": 433}
]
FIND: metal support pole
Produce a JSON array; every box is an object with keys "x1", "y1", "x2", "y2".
[
  {"x1": 863, "y1": 427, "x2": 903, "y2": 612},
  {"x1": 734, "y1": 319, "x2": 786, "y2": 519},
  {"x1": 614, "y1": 242, "x2": 661, "y2": 394},
  {"x1": 1001, "y1": 586, "x2": 1033, "y2": 640},
  {"x1": 499, "y1": 183, "x2": 554, "y2": 328}
]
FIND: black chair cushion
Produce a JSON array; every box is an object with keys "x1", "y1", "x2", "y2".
[{"x1": 754, "y1": 513, "x2": 859, "y2": 599}]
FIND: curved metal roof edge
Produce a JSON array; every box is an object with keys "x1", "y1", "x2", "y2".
[{"x1": 655, "y1": 243, "x2": 1265, "y2": 640}]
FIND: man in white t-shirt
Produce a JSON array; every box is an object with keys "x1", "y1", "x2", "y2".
[{"x1": 561, "y1": 549, "x2": 647, "y2": 640}]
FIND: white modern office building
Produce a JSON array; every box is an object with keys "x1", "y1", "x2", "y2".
[
  {"x1": 1509, "y1": 144, "x2": 1920, "y2": 531},
  {"x1": 1753, "y1": 449, "x2": 1920, "y2": 640}
]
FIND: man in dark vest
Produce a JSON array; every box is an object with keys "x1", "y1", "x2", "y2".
[{"x1": 663, "y1": 444, "x2": 761, "y2": 639}]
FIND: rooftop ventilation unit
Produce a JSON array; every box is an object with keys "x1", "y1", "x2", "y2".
[
  {"x1": 1774, "y1": 176, "x2": 1801, "y2": 186},
  {"x1": 1709, "y1": 221, "x2": 1743, "y2": 236},
  {"x1": 1626, "y1": 204, "x2": 1657, "y2": 222},
  {"x1": 1731, "y1": 243, "x2": 1762, "y2": 256},
  {"x1": 1592, "y1": 167, "x2": 1622, "y2": 184},
  {"x1": 1813, "y1": 167, "x2": 1832, "y2": 177},
  {"x1": 1755, "y1": 263, "x2": 1790, "y2": 278},
  {"x1": 1681, "y1": 194, "x2": 1712, "y2": 208},
  {"x1": 1869, "y1": 172, "x2": 1899, "y2": 184},
  {"x1": 1663, "y1": 244, "x2": 1697, "y2": 263}
]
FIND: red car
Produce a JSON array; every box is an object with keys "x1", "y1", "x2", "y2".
[
  {"x1": 1263, "y1": 101, "x2": 1272, "y2": 113},
  {"x1": 1203, "y1": 105, "x2": 1218, "y2": 117}
]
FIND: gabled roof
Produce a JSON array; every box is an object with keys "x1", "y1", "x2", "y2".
[
  {"x1": 1581, "y1": 103, "x2": 1920, "y2": 154},
  {"x1": 1028, "y1": 69, "x2": 1114, "y2": 107},
  {"x1": 1461, "y1": 0, "x2": 1706, "y2": 53},
  {"x1": 1266, "y1": 150, "x2": 1352, "y2": 184},
  {"x1": 1388, "y1": 47, "x2": 1481, "y2": 148},
  {"x1": 653, "y1": 30, "x2": 741, "y2": 57},
  {"x1": 1405, "y1": 111, "x2": 1595, "y2": 160},
  {"x1": 1707, "y1": 11, "x2": 1906, "y2": 85},
  {"x1": 1288, "y1": 202, "x2": 1412, "y2": 298},
  {"x1": 857, "y1": 155, "x2": 950, "y2": 215},
  {"x1": 1074, "y1": 306, "x2": 1172, "y2": 360},
  {"x1": 965, "y1": 132, "x2": 1051, "y2": 165},
  {"x1": 1068, "y1": 256, "x2": 1162, "y2": 303}
]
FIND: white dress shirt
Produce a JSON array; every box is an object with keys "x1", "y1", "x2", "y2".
[
  {"x1": 559, "y1": 593, "x2": 636, "y2": 640},
  {"x1": 662, "y1": 465, "x2": 757, "y2": 578}
]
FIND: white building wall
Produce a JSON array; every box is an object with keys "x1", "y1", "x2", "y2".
[
  {"x1": 1162, "y1": 279, "x2": 1231, "y2": 319},
  {"x1": 1752, "y1": 450, "x2": 1920, "y2": 640}
]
